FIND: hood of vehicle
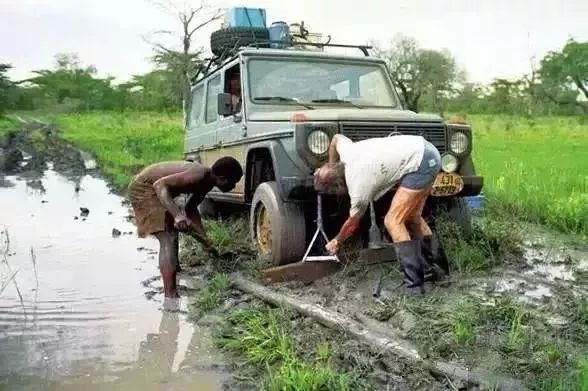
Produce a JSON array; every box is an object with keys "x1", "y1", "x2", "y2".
[{"x1": 247, "y1": 108, "x2": 443, "y2": 123}]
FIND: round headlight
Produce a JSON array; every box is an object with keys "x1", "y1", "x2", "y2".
[
  {"x1": 307, "y1": 130, "x2": 330, "y2": 155},
  {"x1": 450, "y1": 132, "x2": 469, "y2": 154},
  {"x1": 441, "y1": 153, "x2": 459, "y2": 173}
]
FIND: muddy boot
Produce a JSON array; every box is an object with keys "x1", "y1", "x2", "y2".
[
  {"x1": 422, "y1": 234, "x2": 450, "y2": 282},
  {"x1": 395, "y1": 240, "x2": 425, "y2": 295}
]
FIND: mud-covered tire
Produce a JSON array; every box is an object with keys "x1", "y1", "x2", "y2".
[
  {"x1": 250, "y1": 181, "x2": 306, "y2": 265},
  {"x1": 210, "y1": 27, "x2": 269, "y2": 56},
  {"x1": 198, "y1": 196, "x2": 218, "y2": 218}
]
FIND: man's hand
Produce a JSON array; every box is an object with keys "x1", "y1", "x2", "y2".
[
  {"x1": 325, "y1": 239, "x2": 340, "y2": 255},
  {"x1": 174, "y1": 214, "x2": 192, "y2": 231}
]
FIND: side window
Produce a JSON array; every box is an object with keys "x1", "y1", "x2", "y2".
[
  {"x1": 189, "y1": 85, "x2": 204, "y2": 128},
  {"x1": 206, "y1": 74, "x2": 221, "y2": 123}
]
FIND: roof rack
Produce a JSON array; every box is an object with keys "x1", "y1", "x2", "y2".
[
  {"x1": 246, "y1": 40, "x2": 372, "y2": 56},
  {"x1": 190, "y1": 41, "x2": 373, "y2": 85}
]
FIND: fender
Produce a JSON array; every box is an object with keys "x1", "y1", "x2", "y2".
[{"x1": 244, "y1": 139, "x2": 312, "y2": 202}]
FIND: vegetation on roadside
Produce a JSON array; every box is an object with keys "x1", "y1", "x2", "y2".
[
  {"x1": 0, "y1": 115, "x2": 19, "y2": 135},
  {"x1": 469, "y1": 114, "x2": 588, "y2": 236},
  {"x1": 218, "y1": 307, "x2": 365, "y2": 391},
  {"x1": 57, "y1": 112, "x2": 183, "y2": 188},
  {"x1": 191, "y1": 273, "x2": 231, "y2": 311},
  {"x1": 376, "y1": 293, "x2": 587, "y2": 390},
  {"x1": 435, "y1": 214, "x2": 522, "y2": 273}
]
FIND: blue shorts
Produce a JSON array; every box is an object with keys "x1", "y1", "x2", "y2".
[{"x1": 401, "y1": 141, "x2": 441, "y2": 190}]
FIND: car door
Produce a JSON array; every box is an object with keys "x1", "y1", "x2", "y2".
[
  {"x1": 199, "y1": 68, "x2": 246, "y2": 201},
  {"x1": 184, "y1": 80, "x2": 215, "y2": 158}
]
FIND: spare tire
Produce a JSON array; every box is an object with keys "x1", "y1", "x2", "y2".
[{"x1": 210, "y1": 27, "x2": 269, "y2": 56}]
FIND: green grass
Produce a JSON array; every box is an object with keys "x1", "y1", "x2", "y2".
[
  {"x1": 380, "y1": 294, "x2": 586, "y2": 389},
  {"x1": 0, "y1": 115, "x2": 20, "y2": 135},
  {"x1": 56, "y1": 112, "x2": 183, "y2": 189},
  {"x1": 8, "y1": 110, "x2": 587, "y2": 235},
  {"x1": 435, "y1": 214, "x2": 522, "y2": 272},
  {"x1": 465, "y1": 114, "x2": 588, "y2": 236},
  {"x1": 191, "y1": 273, "x2": 231, "y2": 311},
  {"x1": 218, "y1": 308, "x2": 360, "y2": 391}
]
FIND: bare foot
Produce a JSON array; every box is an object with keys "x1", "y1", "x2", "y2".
[{"x1": 164, "y1": 290, "x2": 179, "y2": 299}]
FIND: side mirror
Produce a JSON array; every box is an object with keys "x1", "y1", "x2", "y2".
[{"x1": 217, "y1": 93, "x2": 233, "y2": 116}]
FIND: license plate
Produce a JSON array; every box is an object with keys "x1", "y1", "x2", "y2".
[{"x1": 430, "y1": 172, "x2": 464, "y2": 197}]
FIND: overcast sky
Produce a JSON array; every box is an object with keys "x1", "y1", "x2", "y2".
[{"x1": 2, "y1": 0, "x2": 587, "y2": 84}]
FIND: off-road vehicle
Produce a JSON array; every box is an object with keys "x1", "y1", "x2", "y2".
[{"x1": 184, "y1": 39, "x2": 483, "y2": 266}]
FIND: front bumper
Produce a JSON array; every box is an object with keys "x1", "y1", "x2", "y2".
[
  {"x1": 280, "y1": 175, "x2": 484, "y2": 200},
  {"x1": 459, "y1": 175, "x2": 484, "y2": 196}
]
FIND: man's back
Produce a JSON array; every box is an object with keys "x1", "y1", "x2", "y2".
[
  {"x1": 337, "y1": 134, "x2": 426, "y2": 215},
  {"x1": 135, "y1": 161, "x2": 204, "y2": 183}
]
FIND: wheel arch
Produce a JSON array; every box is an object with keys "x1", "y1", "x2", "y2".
[{"x1": 244, "y1": 142, "x2": 284, "y2": 203}]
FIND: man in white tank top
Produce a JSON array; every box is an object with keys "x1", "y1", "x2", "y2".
[{"x1": 314, "y1": 134, "x2": 444, "y2": 294}]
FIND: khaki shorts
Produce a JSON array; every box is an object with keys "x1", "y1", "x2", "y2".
[{"x1": 128, "y1": 176, "x2": 172, "y2": 237}]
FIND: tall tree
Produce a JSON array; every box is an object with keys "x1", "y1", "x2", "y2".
[
  {"x1": 372, "y1": 36, "x2": 461, "y2": 112},
  {"x1": 146, "y1": 0, "x2": 222, "y2": 110},
  {"x1": 27, "y1": 53, "x2": 117, "y2": 111},
  {"x1": 537, "y1": 39, "x2": 588, "y2": 113}
]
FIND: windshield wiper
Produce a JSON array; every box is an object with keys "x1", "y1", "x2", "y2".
[
  {"x1": 311, "y1": 98, "x2": 363, "y2": 109},
  {"x1": 254, "y1": 96, "x2": 315, "y2": 110}
]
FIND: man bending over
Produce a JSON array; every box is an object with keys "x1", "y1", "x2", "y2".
[
  {"x1": 314, "y1": 134, "x2": 449, "y2": 294},
  {"x1": 129, "y1": 158, "x2": 243, "y2": 297}
]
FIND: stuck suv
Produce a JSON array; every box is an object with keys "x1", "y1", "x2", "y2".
[{"x1": 184, "y1": 46, "x2": 483, "y2": 265}]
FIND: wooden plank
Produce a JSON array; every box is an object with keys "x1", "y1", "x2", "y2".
[
  {"x1": 262, "y1": 261, "x2": 341, "y2": 285},
  {"x1": 359, "y1": 246, "x2": 397, "y2": 264}
]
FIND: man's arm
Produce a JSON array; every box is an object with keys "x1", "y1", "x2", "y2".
[
  {"x1": 326, "y1": 198, "x2": 368, "y2": 255},
  {"x1": 328, "y1": 134, "x2": 342, "y2": 164},
  {"x1": 153, "y1": 166, "x2": 209, "y2": 219},
  {"x1": 184, "y1": 194, "x2": 212, "y2": 246},
  {"x1": 334, "y1": 214, "x2": 362, "y2": 243}
]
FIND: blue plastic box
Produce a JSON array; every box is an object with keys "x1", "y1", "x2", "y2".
[{"x1": 224, "y1": 7, "x2": 267, "y2": 28}]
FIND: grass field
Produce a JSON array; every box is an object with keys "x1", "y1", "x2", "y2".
[
  {"x1": 57, "y1": 112, "x2": 184, "y2": 188},
  {"x1": 467, "y1": 115, "x2": 588, "y2": 236},
  {"x1": 0, "y1": 115, "x2": 20, "y2": 135}
]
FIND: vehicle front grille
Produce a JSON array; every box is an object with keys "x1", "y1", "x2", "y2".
[{"x1": 340, "y1": 122, "x2": 447, "y2": 153}]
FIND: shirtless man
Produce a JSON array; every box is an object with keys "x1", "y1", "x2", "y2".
[
  {"x1": 128, "y1": 157, "x2": 243, "y2": 297},
  {"x1": 314, "y1": 134, "x2": 449, "y2": 294}
]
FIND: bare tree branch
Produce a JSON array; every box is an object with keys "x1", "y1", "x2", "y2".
[{"x1": 188, "y1": 10, "x2": 222, "y2": 37}]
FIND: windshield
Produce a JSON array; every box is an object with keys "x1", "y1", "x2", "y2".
[{"x1": 247, "y1": 58, "x2": 398, "y2": 108}]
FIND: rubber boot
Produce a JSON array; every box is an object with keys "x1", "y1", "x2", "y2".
[
  {"x1": 422, "y1": 234, "x2": 450, "y2": 282},
  {"x1": 395, "y1": 240, "x2": 425, "y2": 295}
]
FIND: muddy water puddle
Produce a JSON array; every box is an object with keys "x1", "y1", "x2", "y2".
[{"x1": 0, "y1": 169, "x2": 229, "y2": 390}]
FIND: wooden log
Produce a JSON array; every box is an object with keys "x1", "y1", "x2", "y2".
[{"x1": 231, "y1": 275, "x2": 528, "y2": 391}]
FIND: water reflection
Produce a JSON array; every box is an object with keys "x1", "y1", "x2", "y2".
[{"x1": 0, "y1": 170, "x2": 227, "y2": 390}]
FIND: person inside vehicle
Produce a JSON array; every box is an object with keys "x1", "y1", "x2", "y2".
[
  {"x1": 314, "y1": 134, "x2": 449, "y2": 294},
  {"x1": 228, "y1": 71, "x2": 242, "y2": 114},
  {"x1": 128, "y1": 158, "x2": 243, "y2": 298}
]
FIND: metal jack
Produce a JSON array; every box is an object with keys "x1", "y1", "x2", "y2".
[
  {"x1": 302, "y1": 193, "x2": 340, "y2": 263},
  {"x1": 262, "y1": 193, "x2": 341, "y2": 284},
  {"x1": 368, "y1": 202, "x2": 386, "y2": 249}
]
